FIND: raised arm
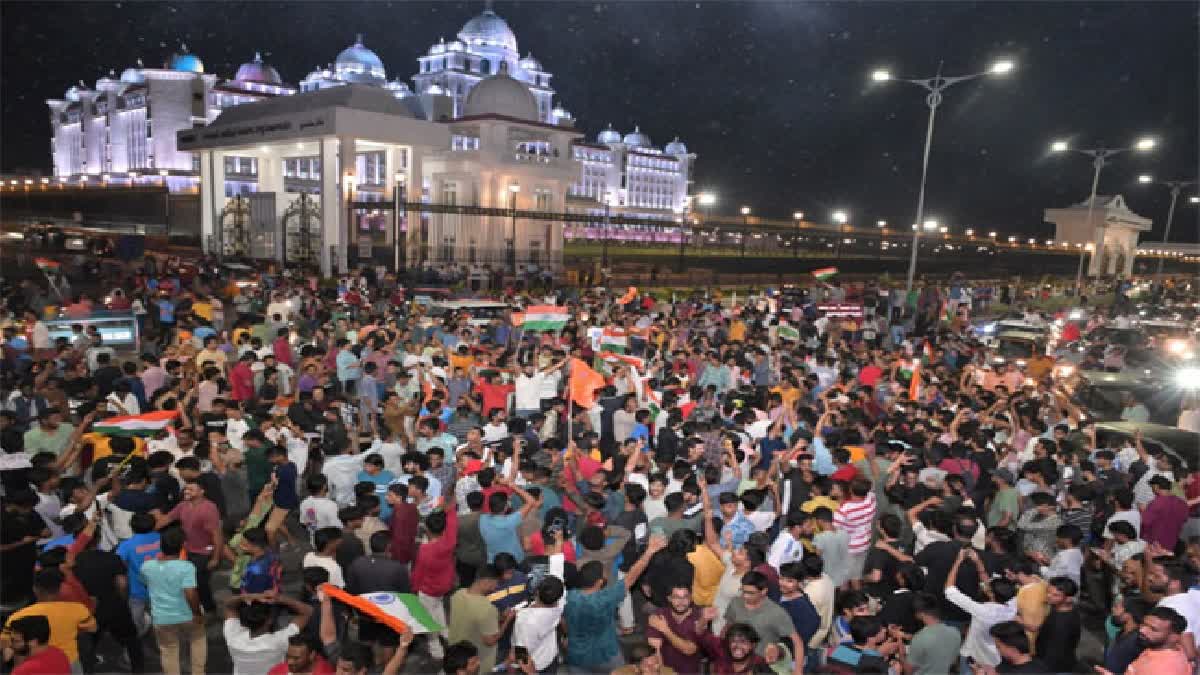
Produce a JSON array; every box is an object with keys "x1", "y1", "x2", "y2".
[{"x1": 624, "y1": 534, "x2": 668, "y2": 590}]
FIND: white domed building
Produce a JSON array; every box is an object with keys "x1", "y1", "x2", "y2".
[{"x1": 47, "y1": 46, "x2": 294, "y2": 181}]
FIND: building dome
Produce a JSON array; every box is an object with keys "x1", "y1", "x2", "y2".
[
  {"x1": 622, "y1": 126, "x2": 652, "y2": 148},
  {"x1": 119, "y1": 67, "x2": 145, "y2": 84},
  {"x1": 597, "y1": 123, "x2": 622, "y2": 145},
  {"x1": 335, "y1": 34, "x2": 386, "y2": 84},
  {"x1": 519, "y1": 53, "x2": 542, "y2": 72},
  {"x1": 65, "y1": 85, "x2": 87, "y2": 102},
  {"x1": 458, "y1": 9, "x2": 518, "y2": 53},
  {"x1": 463, "y1": 62, "x2": 537, "y2": 120},
  {"x1": 235, "y1": 52, "x2": 282, "y2": 85},
  {"x1": 664, "y1": 137, "x2": 688, "y2": 154},
  {"x1": 168, "y1": 44, "x2": 204, "y2": 73},
  {"x1": 385, "y1": 80, "x2": 412, "y2": 97}
]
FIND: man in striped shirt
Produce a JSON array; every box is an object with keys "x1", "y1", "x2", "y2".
[{"x1": 834, "y1": 477, "x2": 878, "y2": 590}]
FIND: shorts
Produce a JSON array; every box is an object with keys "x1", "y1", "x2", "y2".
[
  {"x1": 845, "y1": 551, "x2": 868, "y2": 581},
  {"x1": 265, "y1": 506, "x2": 290, "y2": 534}
]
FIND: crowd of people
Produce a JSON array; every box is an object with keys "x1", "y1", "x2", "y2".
[{"x1": 0, "y1": 258, "x2": 1196, "y2": 675}]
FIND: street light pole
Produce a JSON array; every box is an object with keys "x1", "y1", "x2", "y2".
[
  {"x1": 1050, "y1": 137, "x2": 1157, "y2": 291},
  {"x1": 601, "y1": 194, "x2": 610, "y2": 269},
  {"x1": 1139, "y1": 179, "x2": 1197, "y2": 275},
  {"x1": 508, "y1": 183, "x2": 520, "y2": 277},
  {"x1": 740, "y1": 206, "x2": 750, "y2": 257},
  {"x1": 871, "y1": 59, "x2": 1014, "y2": 295}
]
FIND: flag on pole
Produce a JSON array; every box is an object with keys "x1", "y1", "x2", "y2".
[
  {"x1": 909, "y1": 362, "x2": 922, "y2": 401},
  {"x1": 521, "y1": 306, "x2": 569, "y2": 331},
  {"x1": 568, "y1": 358, "x2": 605, "y2": 409},
  {"x1": 322, "y1": 585, "x2": 443, "y2": 634},
  {"x1": 34, "y1": 258, "x2": 61, "y2": 272},
  {"x1": 778, "y1": 324, "x2": 800, "y2": 342},
  {"x1": 600, "y1": 327, "x2": 629, "y2": 353},
  {"x1": 812, "y1": 267, "x2": 838, "y2": 281},
  {"x1": 598, "y1": 351, "x2": 645, "y2": 370},
  {"x1": 92, "y1": 410, "x2": 179, "y2": 437}
]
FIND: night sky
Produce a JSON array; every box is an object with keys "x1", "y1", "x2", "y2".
[{"x1": 2, "y1": 1, "x2": 1197, "y2": 240}]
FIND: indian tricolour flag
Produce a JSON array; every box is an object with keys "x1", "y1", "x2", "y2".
[
  {"x1": 324, "y1": 586, "x2": 443, "y2": 634},
  {"x1": 812, "y1": 266, "x2": 838, "y2": 281},
  {"x1": 778, "y1": 324, "x2": 800, "y2": 342},
  {"x1": 34, "y1": 258, "x2": 61, "y2": 272},
  {"x1": 599, "y1": 351, "x2": 645, "y2": 370},
  {"x1": 92, "y1": 410, "x2": 179, "y2": 437},
  {"x1": 600, "y1": 327, "x2": 629, "y2": 353},
  {"x1": 522, "y1": 305, "x2": 569, "y2": 331}
]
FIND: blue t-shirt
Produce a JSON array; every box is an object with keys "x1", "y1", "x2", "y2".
[
  {"x1": 140, "y1": 558, "x2": 197, "y2": 625},
  {"x1": 358, "y1": 469, "x2": 396, "y2": 521},
  {"x1": 336, "y1": 350, "x2": 360, "y2": 383},
  {"x1": 241, "y1": 552, "x2": 280, "y2": 594},
  {"x1": 480, "y1": 512, "x2": 524, "y2": 562},
  {"x1": 780, "y1": 595, "x2": 822, "y2": 645},
  {"x1": 40, "y1": 534, "x2": 75, "y2": 552},
  {"x1": 116, "y1": 532, "x2": 162, "y2": 601},
  {"x1": 114, "y1": 488, "x2": 159, "y2": 513},
  {"x1": 272, "y1": 462, "x2": 300, "y2": 509},
  {"x1": 157, "y1": 300, "x2": 176, "y2": 324},
  {"x1": 564, "y1": 584, "x2": 626, "y2": 666}
]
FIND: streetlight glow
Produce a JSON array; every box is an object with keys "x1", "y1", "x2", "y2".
[
  {"x1": 877, "y1": 220, "x2": 887, "y2": 228},
  {"x1": 872, "y1": 69, "x2": 891, "y2": 82},
  {"x1": 988, "y1": 231, "x2": 998, "y2": 237},
  {"x1": 965, "y1": 228, "x2": 974, "y2": 236},
  {"x1": 1138, "y1": 174, "x2": 1153, "y2": 184},
  {"x1": 508, "y1": 183, "x2": 521, "y2": 193},
  {"x1": 1191, "y1": 196, "x2": 1200, "y2": 204},
  {"x1": 697, "y1": 192, "x2": 717, "y2": 207},
  {"x1": 793, "y1": 211, "x2": 804, "y2": 220},
  {"x1": 832, "y1": 210, "x2": 848, "y2": 224},
  {"x1": 740, "y1": 206, "x2": 751, "y2": 216},
  {"x1": 922, "y1": 219, "x2": 938, "y2": 231},
  {"x1": 938, "y1": 226, "x2": 949, "y2": 234},
  {"x1": 990, "y1": 59, "x2": 1015, "y2": 75},
  {"x1": 1050, "y1": 140, "x2": 1069, "y2": 153},
  {"x1": 1135, "y1": 137, "x2": 1157, "y2": 151}
]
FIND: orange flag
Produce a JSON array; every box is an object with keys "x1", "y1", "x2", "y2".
[
  {"x1": 909, "y1": 362, "x2": 922, "y2": 401},
  {"x1": 568, "y1": 358, "x2": 605, "y2": 409}
]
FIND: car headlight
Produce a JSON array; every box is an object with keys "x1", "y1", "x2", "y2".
[
  {"x1": 1175, "y1": 367, "x2": 1200, "y2": 390},
  {"x1": 1167, "y1": 339, "x2": 1188, "y2": 355}
]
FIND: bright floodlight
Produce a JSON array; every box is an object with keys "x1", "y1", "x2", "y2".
[
  {"x1": 988, "y1": 231, "x2": 998, "y2": 237},
  {"x1": 923, "y1": 219, "x2": 939, "y2": 231},
  {"x1": 990, "y1": 60, "x2": 1015, "y2": 75},
  {"x1": 939, "y1": 226, "x2": 949, "y2": 234},
  {"x1": 872, "y1": 69, "x2": 891, "y2": 82},
  {"x1": 697, "y1": 192, "x2": 717, "y2": 207},
  {"x1": 1050, "y1": 140, "x2": 1069, "y2": 153},
  {"x1": 793, "y1": 211, "x2": 804, "y2": 220},
  {"x1": 832, "y1": 210, "x2": 848, "y2": 224},
  {"x1": 1135, "y1": 137, "x2": 1157, "y2": 151},
  {"x1": 740, "y1": 206, "x2": 751, "y2": 216},
  {"x1": 1191, "y1": 196, "x2": 1200, "y2": 204},
  {"x1": 1176, "y1": 367, "x2": 1200, "y2": 390},
  {"x1": 877, "y1": 220, "x2": 887, "y2": 228},
  {"x1": 1138, "y1": 174, "x2": 1153, "y2": 184}
]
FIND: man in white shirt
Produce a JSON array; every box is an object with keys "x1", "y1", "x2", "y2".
[
  {"x1": 944, "y1": 548, "x2": 1018, "y2": 669},
  {"x1": 767, "y1": 513, "x2": 807, "y2": 569},
  {"x1": 512, "y1": 550, "x2": 566, "y2": 671},
  {"x1": 514, "y1": 361, "x2": 563, "y2": 419},
  {"x1": 222, "y1": 592, "x2": 312, "y2": 675}
]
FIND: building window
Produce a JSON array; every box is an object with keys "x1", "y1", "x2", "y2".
[
  {"x1": 480, "y1": 58, "x2": 491, "y2": 75},
  {"x1": 529, "y1": 240, "x2": 540, "y2": 264},
  {"x1": 441, "y1": 235, "x2": 456, "y2": 261}
]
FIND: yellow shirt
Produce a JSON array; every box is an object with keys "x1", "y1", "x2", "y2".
[
  {"x1": 801, "y1": 496, "x2": 840, "y2": 514},
  {"x1": 687, "y1": 545, "x2": 726, "y2": 607},
  {"x1": 3, "y1": 601, "x2": 92, "y2": 662},
  {"x1": 771, "y1": 384, "x2": 801, "y2": 410},
  {"x1": 729, "y1": 320, "x2": 747, "y2": 342},
  {"x1": 191, "y1": 300, "x2": 213, "y2": 322},
  {"x1": 449, "y1": 352, "x2": 475, "y2": 374},
  {"x1": 1016, "y1": 580, "x2": 1048, "y2": 652},
  {"x1": 83, "y1": 433, "x2": 147, "y2": 461}
]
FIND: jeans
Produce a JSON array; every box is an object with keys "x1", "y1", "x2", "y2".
[
  {"x1": 153, "y1": 621, "x2": 207, "y2": 675},
  {"x1": 129, "y1": 598, "x2": 150, "y2": 637},
  {"x1": 186, "y1": 552, "x2": 216, "y2": 612}
]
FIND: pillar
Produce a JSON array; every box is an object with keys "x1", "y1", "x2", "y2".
[
  {"x1": 337, "y1": 136, "x2": 355, "y2": 273},
  {"x1": 319, "y1": 136, "x2": 339, "y2": 277},
  {"x1": 199, "y1": 150, "x2": 215, "y2": 254}
]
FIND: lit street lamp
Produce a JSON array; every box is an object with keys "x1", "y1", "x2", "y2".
[
  {"x1": 1050, "y1": 135, "x2": 1157, "y2": 290},
  {"x1": 1137, "y1": 175, "x2": 1199, "y2": 274},
  {"x1": 871, "y1": 58, "x2": 1014, "y2": 293},
  {"x1": 832, "y1": 210, "x2": 849, "y2": 224},
  {"x1": 793, "y1": 211, "x2": 804, "y2": 257},
  {"x1": 740, "y1": 206, "x2": 751, "y2": 257}
]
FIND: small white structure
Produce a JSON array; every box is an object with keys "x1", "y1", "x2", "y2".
[
  {"x1": 179, "y1": 71, "x2": 580, "y2": 277},
  {"x1": 1044, "y1": 194, "x2": 1152, "y2": 277}
]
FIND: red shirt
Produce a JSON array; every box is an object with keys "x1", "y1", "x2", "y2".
[
  {"x1": 273, "y1": 337, "x2": 294, "y2": 367},
  {"x1": 230, "y1": 362, "x2": 255, "y2": 402},
  {"x1": 411, "y1": 505, "x2": 458, "y2": 597},
  {"x1": 388, "y1": 502, "x2": 419, "y2": 564},
  {"x1": 168, "y1": 498, "x2": 221, "y2": 555},
  {"x1": 267, "y1": 655, "x2": 334, "y2": 675},
  {"x1": 480, "y1": 485, "x2": 512, "y2": 514},
  {"x1": 858, "y1": 365, "x2": 883, "y2": 387},
  {"x1": 475, "y1": 381, "x2": 515, "y2": 418},
  {"x1": 13, "y1": 647, "x2": 71, "y2": 675}
]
